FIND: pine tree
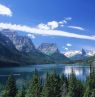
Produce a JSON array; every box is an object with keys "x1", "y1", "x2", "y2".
[
  {"x1": 16, "y1": 86, "x2": 25, "y2": 97},
  {"x1": 49, "y1": 71, "x2": 61, "y2": 97},
  {"x1": 83, "y1": 72, "x2": 95, "y2": 97},
  {"x1": 67, "y1": 72, "x2": 83, "y2": 97},
  {"x1": 60, "y1": 74, "x2": 68, "y2": 87},
  {"x1": 83, "y1": 87, "x2": 91, "y2": 97},
  {"x1": 60, "y1": 74, "x2": 68, "y2": 97},
  {"x1": 41, "y1": 73, "x2": 51, "y2": 97},
  {"x1": 25, "y1": 69, "x2": 41, "y2": 97},
  {"x1": 91, "y1": 89, "x2": 95, "y2": 97},
  {"x1": 41, "y1": 71, "x2": 61, "y2": 97},
  {"x1": 3, "y1": 75, "x2": 17, "y2": 97},
  {"x1": 60, "y1": 82, "x2": 67, "y2": 97}
]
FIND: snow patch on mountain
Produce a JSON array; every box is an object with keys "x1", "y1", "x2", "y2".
[{"x1": 64, "y1": 50, "x2": 95, "y2": 58}]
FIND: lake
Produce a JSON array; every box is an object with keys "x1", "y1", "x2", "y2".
[{"x1": 0, "y1": 64, "x2": 91, "y2": 86}]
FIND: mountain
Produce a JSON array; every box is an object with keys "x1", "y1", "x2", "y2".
[
  {"x1": 0, "y1": 32, "x2": 24, "y2": 67},
  {"x1": 1, "y1": 29, "x2": 36, "y2": 53},
  {"x1": 64, "y1": 49, "x2": 84, "y2": 61},
  {"x1": 64, "y1": 49, "x2": 95, "y2": 61},
  {"x1": 0, "y1": 29, "x2": 53, "y2": 65},
  {"x1": 38, "y1": 43, "x2": 70, "y2": 63},
  {"x1": 38, "y1": 43, "x2": 59, "y2": 55},
  {"x1": 64, "y1": 50, "x2": 81, "y2": 58},
  {"x1": 0, "y1": 29, "x2": 93, "y2": 66},
  {"x1": 82, "y1": 48, "x2": 86, "y2": 56}
]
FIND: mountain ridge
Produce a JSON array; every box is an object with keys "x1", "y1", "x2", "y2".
[{"x1": 0, "y1": 29, "x2": 94, "y2": 67}]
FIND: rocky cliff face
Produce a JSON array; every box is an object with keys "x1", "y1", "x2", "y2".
[
  {"x1": 0, "y1": 29, "x2": 36, "y2": 53},
  {"x1": 38, "y1": 43, "x2": 59, "y2": 55},
  {"x1": 0, "y1": 31, "x2": 16, "y2": 51},
  {"x1": 38, "y1": 43, "x2": 70, "y2": 63},
  {"x1": 81, "y1": 48, "x2": 86, "y2": 56},
  {"x1": 11, "y1": 35, "x2": 36, "y2": 53},
  {"x1": 0, "y1": 32, "x2": 24, "y2": 67}
]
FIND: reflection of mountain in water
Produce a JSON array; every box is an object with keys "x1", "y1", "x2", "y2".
[
  {"x1": 63, "y1": 66, "x2": 90, "y2": 80},
  {"x1": 0, "y1": 64, "x2": 91, "y2": 85}
]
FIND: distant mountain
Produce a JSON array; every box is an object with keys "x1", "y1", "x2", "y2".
[
  {"x1": 86, "y1": 50, "x2": 95, "y2": 56},
  {"x1": 38, "y1": 43, "x2": 70, "y2": 63},
  {"x1": 38, "y1": 43, "x2": 59, "y2": 55},
  {"x1": 81, "y1": 48, "x2": 86, "y2": 56},
  {"x1": 64, "y1": 50, "x2": 81, "y2": 58},
  {"x1": 64, "y1": 49, "x2": 95, "y2": 61}
]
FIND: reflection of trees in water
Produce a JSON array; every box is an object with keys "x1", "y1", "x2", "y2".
[
  {"x1": 64, "y1": 65, "x2": 90, "y2": 80},
  {"x1": 82, "y1": 66, "x2": 90, "y2": 75}
]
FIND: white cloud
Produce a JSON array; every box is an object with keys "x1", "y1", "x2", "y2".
[
  {"x1": 0, "y1": 23, "x2": 95, "y2": 41},
  {"x1": 65, "y1": 17, "x2": 72, "y2": 21},
  {"x1": 37, "y1": 17, "x2": 72, "y2": 30},
  {"x1": 68, "y1": 26, "x2": 85, "y2": 31},
  {"x1": 66, "y1": 43, "x2": 72, "y2": 47},
  {"x1": 38, "y1": 21, "x2": 59, "y2": 30},
  {"x1": 64, "y1": 48, "x2": 69, "y2": 50},
  {"x1": 27, "y1": 33, "x2": 36, "y2": 39},
  {"x1": 47, "y1": 21, "x2": 59, "y2": 29},
  {"x1": 59, "y1": 20, "x2": 67, "y2": 25},
  {"x1": 0, "y1": 4, "x2": 12, "y2": 17},
  {"x1": 59, "y1": 17, "x2": 72, "y2": 25},
  {"x1": 37, "y1": 23, "x2": 50, "y2": 30}
]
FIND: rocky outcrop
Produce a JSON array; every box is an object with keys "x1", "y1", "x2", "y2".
[
  {"x1": 38, "y1": 43, "x2": 59, "y2": 55},
  {"x1": 38, "y1": 43, "x2": 70, "y2": 63},
  {"x1": 0, "y1": 29, "x2": 36, "y2": 53}
]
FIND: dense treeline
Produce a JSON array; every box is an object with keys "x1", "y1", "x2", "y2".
[{"x1": 0, "y1": 70, "x2": 95, "y2": 97}]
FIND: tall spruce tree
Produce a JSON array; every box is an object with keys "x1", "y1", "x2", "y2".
[
  {"x1": 67, "y1": 72, "x2": 83, "y2": 97},
  {"x1": 16, "y1": 86, "x2": 25, "y2": 97},
  {"x1": 41, "y1": 71, "x2": 61, "y2": 97},
  {"x1": 60, "y1": 74, "x2": 68, "y2": 87},
  {"x1": 60, "y1": 82, "x2": 67, "y2": 97},
  {"x1": 60, "y1": 74, "x2": 68, "y2": 97},
  {"x1": 49, "y1": 71, "x2": 61, "y2": 97},
  {"x1": 25, "y1": 69, "x2": 41, "y2": 97},
  {"x1": 83, "y1": 72, "x2": 95, "y2": 97},
  {"x1": 3, "y1": 75, "x2": 17, "y2": 97},
  {"x1": 41, "y1": 73, "x2": 51, "y2": 97}
]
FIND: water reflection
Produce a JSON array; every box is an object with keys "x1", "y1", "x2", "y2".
[
  {"x1": 0, "y1": 64, "x2": 91, "y2": 84},
  {"x1": 63, "y1": 65, "x2": 90, "y2": 80}
]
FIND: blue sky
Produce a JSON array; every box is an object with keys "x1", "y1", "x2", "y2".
[{"x1": 0, "y1": 0, "x2": 95, "y2": 52}]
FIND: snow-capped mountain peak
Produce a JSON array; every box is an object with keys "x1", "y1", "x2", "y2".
[
  {"x1": 64, "y1": 49, "x2": 95, "y2": 58},
  {"x1": 64, "y1": 50, "x2": 82, "y2": 57}
]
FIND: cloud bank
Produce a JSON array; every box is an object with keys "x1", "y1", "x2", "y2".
[
  {"x1": 0, "y1": 23, "x2": 95, "y2": 41},
  {"x1": 0, "y1": 4, "x2": 12, "y2": 17}
]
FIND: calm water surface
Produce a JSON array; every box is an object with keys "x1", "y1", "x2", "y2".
[{"x1": 0, "y1": 64, "x2": 91, "y2": 86}]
